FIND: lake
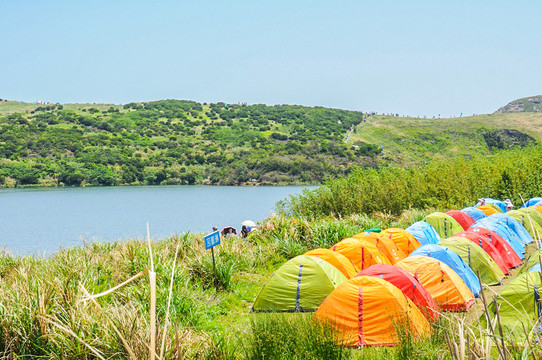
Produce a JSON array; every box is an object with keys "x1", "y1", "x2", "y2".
[{"x1": 0, "y1": 185, "x2": 313, "y2": 256}]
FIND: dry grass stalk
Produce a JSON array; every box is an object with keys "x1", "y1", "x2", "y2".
[
  {"x1": 160, "y1": 243, "x2": 180, "y2": 359},
  {"x1": 147, "y1": 222, "x2": 157, "y2": 360}
]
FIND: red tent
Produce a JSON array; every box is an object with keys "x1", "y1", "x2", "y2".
[
  {"x1": 455, "y1": 227, "x2": 521, "y2": 270},
  {"x1": 357, "y1": 264, "x2": 439, "y2": 322},
  {"x1": 446, "y1": 210, "x2": 475, "y2": 231}
]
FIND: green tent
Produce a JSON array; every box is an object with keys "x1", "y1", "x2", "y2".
[
  {"x1": 507, "y1": 208, "x2": 542, "y2": 240},
  {"x1": 253, "y1": 255, "x2": 347, "y2": 312},
  {"x1": 519, "y1": 249, "x2": 542, "y2": 274},
  {"x1": 439, "y1": 237, "x2": 505, "y2": 285},
  {"x1": 483, "y1": 271, "x2": 542, "y2": 340},
  {"x1": 424, "y1": 212, "x2": 464, "y2": 239}
]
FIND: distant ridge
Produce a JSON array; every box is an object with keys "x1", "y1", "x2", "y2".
[{"x1": 495, "y1": 95, "x2": 542, "y2": 113}]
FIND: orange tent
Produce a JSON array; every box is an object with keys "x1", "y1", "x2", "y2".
[
  {"x1": 305, "y1": 248, "x2": 359, "y2": 279},
  {"x1": 377, "y1": 228, "x2": 421, "y2": 256},
  {"x1": 354, "y1": 231, "x2": 407, "y2": 264},
  {"x1": 476, "y1": 205, "x2": 500, "y2": 216},
  {"x1": 331, "y1": 238, "x2": 390, "y2": 271},
  {"x1": 395, "y1": 256, "x2": 474, "y2": 311},
  {"x1": 314, "y1": 276, "x2": 432, "y2": 347}
]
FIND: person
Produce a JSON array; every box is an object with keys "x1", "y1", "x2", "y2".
[
  {"x1": 478, "y1": 198, "x2": 486, "y2": 206},
  {"x1": 504, "y1": 199, "x2": 514, "y2": 212},
  {"x1": 212, "y1": 226, "x2": 218, "y2": 232},
  {"x1": 241, "y1": 225, "x2": 249, "y2": 238}
]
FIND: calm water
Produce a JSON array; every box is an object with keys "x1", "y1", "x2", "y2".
[{"x1": 0, "y1": 185, "x2": 313, "y2": 256}]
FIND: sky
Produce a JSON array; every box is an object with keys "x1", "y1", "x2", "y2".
[{"x1": 1, "y1": 1, "x2": 542, "y2": 117}]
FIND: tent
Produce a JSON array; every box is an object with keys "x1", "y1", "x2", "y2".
[
  {"x1": 423, "y1": 212, "x2": 464, "y2": 239},
  {"x1": 331, "y1": 237, "x2": 390, "y2": 271},
  {"x1": 253, "y1": 255, "x2": 347, "y2": 312},
  {"x1": 461, "y1": 207, "x2": 487, "y2": 222},
  {"x1": 475, "y1": 198, "x2": 507, "y2": 212},
  {"x1": 483, "y1": 271, "x2": 542, "y2": 340},
  {"x1": 409, "y1": 245, "x2": 481, "y2": 297},
  {"x1": 445, "y1": 210, "x2": 475, "y2": 230},
  {"x1": 470, "y1": 217, "x2": 527, "y2": 259},
  {"x1": 476, "y1": 205, "x2": 502, "y2": 216},
  {"x1": 314, "y1": 276, "x2": 432, "y2": 347},
  {"x1": 354, "y1": 231, "x2": 407, "y2": 264},
  {"x1": 358, "y1": 264, "x2": 439, "y2": 321},
  {"x1": 395, "y1": 256, "x2": 475, "y2": 311},
  {"x1": 522, "y1": 197, "x2": 542, "y2": 208},
  {"x1": 405, "y1": 221, "x2": 441, "y2": 246},
  {"x1": 505, "y1": 208, "x2": 542, "y2": 240},
  {"x1": 439, "y1": 237, "x2": 505, "y2": 286},
  {"x1": 377, "y1": 228, "x2": 421, "y2": 256},
  {"x1": 304, "y1": 248, "x2": 359, "y2": 279},
  {"x1": 452, "y1": 230, "x2": 509, "y2": 274},
  {"x1": 519, "y1": 249, "x2": 542, "y2": 274},
  {"x1": 456, "y1": 227, "x2": 522, "y2": 269},
  {"x1": 490, "y1": 213, "x2": 534, "y2": 244}
]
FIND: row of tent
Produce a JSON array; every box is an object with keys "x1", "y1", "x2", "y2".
[{"x1": 252, "y1": 197, "x2": 542, "y2": 346}]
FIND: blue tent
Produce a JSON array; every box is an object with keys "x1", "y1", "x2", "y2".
[
  {"x1": 461, "y1": 207, "x2": 487, "y2": 222},
  {"x1": 488, "y1": 213, "x2": 533, "y2": 245},
  {"x1": 410, "y1": 244, "x2": 481, "y2": 297},
  {"x1": 470, "y1": 216, "x2": 528, "y2": 259},
  {"x1": 522, "y1": 197, "x2": 542, "y2": 208},
  {"x1": 405, "y1": 221, "x2": 441, "y2": 245},
  {"x1": 475, "y1": 198, "x2": 507, "y2": 212}
]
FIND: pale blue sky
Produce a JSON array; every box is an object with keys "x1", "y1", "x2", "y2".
[{"x1": 1, "y1": 1, "x2": 541, "y2": 117}]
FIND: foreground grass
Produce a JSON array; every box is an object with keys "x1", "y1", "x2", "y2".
[{"x1": 1, "y1": 210, "x2": 540, "y2": 359}]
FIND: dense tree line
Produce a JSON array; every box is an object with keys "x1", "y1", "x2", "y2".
[{"x1": 0, "y1": 100, "x2": 379, "y2": 187}]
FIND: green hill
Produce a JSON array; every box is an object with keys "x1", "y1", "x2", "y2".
[
  {"x1": 495, "y1": 95, "x2": 542, "y2": 113},
  {"x1": 0, "y1": 99, "x2": 540, "y2": 187}
]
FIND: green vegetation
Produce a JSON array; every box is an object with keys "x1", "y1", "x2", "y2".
[
  {"x1": 495, "y1": 95, "x2": 542, "y2": 113},
  {"x1": 0, "y1": 100, "x2": 374, "y2": 186},
  {"x1": 1, "y1": 99, "x2": 541, "y2": 187},
  {"x1": 281, "y1": 145, "x2": 542, "y2": 218}
]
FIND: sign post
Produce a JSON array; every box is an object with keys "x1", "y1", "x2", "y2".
[{"x1": 204, "y1": 230, "x2": 221, "y2": 290}]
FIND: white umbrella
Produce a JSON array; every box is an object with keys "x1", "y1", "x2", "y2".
[{"x1": 242, "y1": 220, "x2": 256, "y2": 227}]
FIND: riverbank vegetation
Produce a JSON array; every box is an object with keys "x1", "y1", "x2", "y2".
[
  {"x1": 0, "y1": 100, "x2": 540, "y2": 187},
  {"x1": 281, "y1": 145, "x2": 542, "y2": 218}
]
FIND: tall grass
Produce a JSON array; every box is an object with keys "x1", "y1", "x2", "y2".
[{"x1": 282, "y1": 146, "x2": 542, "y2": 218}]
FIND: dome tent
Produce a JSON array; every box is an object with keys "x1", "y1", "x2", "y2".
[
  {"x1": 409, "y1": 244, "x2": 481, "y2": 297},
  {"x1": 377, "y1": 228, "x2": 421, "y2": 256},
  {"x1": 353, "y1": 231, "x2": 407, "y2": 264},
  {"x1": 439, "y1": 237, "x2": 505, "y2": 286},
  {"x1": 331, "y1": 237, "x2": 390, "y2": 271},
  {"x1": 522, "y1": 197, "x2": 542, "y2": 208},
  {"x1": 405, "y1": 221, "x2": 441, "y2": 246},
  {"x1": 445, "y1": 210, "x2": 475, "y2": 230},
  {"x1": 304, "y1": 248, "x2": 359, "y2": 279},
  {"x1": 455, "y1": 227, "x2": 522, "y2": 269},
  {"x1": 476, "y1": 205, "x2": 501, "y2": 216},
  {"x1": 461, "y1": 207, "x2": 487, "y2": 222},
  {"x1": 471, "y1": 217, "x2": 527, "y2": 259},
  {"x1": 505, "y1": 208, "x2": 542, "y2": 240},
  {"x1": 423, "y1": 212, "x2": 464, "y2": 240},
  {"x1": 483, "y1": 272, "x2": 542, "y2": 340},
  {"x1": 358, "y1": 264, "x2": 440, "y2": 321},
  {"x1": 395, "y1": 255, "x2": 475, "y2": 311},
  {"x1": 452, "y1": 230, "x2": 509, "y2": 274},
  {"x1": 314, "y1": 276, "x2": 432, "y2": 347},
  {"x1": 253, "y1": 255, "x2": 347, "y2": 312}
]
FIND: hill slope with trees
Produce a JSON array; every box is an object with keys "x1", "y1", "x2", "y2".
[{"x1": 0, "y1": 99, "x2": 540, "y2": 187}]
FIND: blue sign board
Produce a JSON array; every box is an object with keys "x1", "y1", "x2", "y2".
[{"x1": 204, "y1": 230, "x2": 221, "y2": 250}]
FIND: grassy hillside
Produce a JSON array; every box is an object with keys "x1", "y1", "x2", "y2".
[
  {"x1": 348, "y1": 112, "x2": 540, "y2": 164},
  {"x1": 0, "y1": 99, "x2": 540, "y2": 187}
]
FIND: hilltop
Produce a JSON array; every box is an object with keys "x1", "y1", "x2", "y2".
[
  {"x1": 0, "y1": 99, "x2": 540, "y2": 187},
  {"x1": 495, "y1": 95, "x2": 542, "y2": 113}
]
